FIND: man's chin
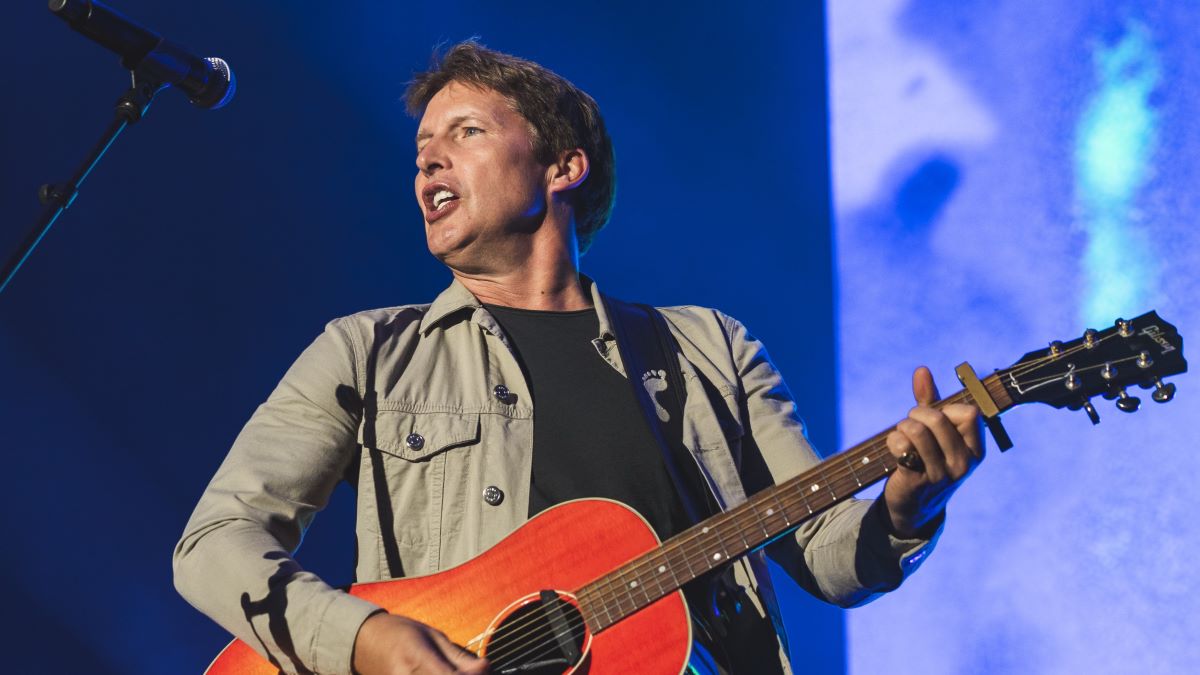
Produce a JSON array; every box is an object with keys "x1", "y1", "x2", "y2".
[{"x1": 428, "y1": 238, "x2": 481, "y2": 272}]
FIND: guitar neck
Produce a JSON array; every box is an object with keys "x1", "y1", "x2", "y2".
[{"x1": 576, "y1": 373, "x2": 1013, "y2": 632}]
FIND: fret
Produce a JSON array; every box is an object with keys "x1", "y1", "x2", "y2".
[
  {"x1": 770, "y1": 489, "x2": 791, "y2": 527},
  {"x1": 815, "y1": 463, "x2": 838, "y2": 505},
  {"x1": 750, "y1": 494, "x2": 772, "y2": 540},
  {"x1": 616, "y1": 574, "x2": 636, "y2": 615},
  {"x1": 797, "y1": 484, "x2": 815, "y2": 516},
  {"x1": 734, "y1": 509, "x2": 753, "y2": 552},
  {"x1": 651, "y1": 550, "x2": 682, "y2": 591},
  {"x1": 634, "y1": 574, "x2": 650, "y2": 605},
  {"x1": 854, "y1": 450, "x2": 879, "y2": 482},
  {"x1": 620, "y1": 568, "x2": 644, "y2": 609},
  {"x1": 844, "y1": 452, "x2": 864, "y2": 488},
  {"x1": 731, "y1": 509, "x2": 754, "y2": 552},
  {"x1": 664, "y1": 556, "x2": 682, "y2": 587},
  {"x1": 583, "y1": 590, "x2": 613, "y2": 630},
  {"x1": 699, "y1": 522, "x2": 726, "y2": 567},
  {"x1": 591, "y1": 585, "x2": 615, "y2": 629},
  {"x1": 672, "y1": 536, "x2": 698, "y2": 581},
  {"x1": 644, "y1": 552, "x2": 668, "y2": 597},
  {"x1": 753, "y1": 487, "x2": 772, "y2": 535}
]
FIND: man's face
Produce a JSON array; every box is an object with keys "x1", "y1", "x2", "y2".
[{"x1": 414, "y1": 81, "x2": 550, "y2": 270}]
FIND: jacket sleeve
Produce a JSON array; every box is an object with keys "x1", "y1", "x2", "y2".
[
  {"x1": 173, "y1": 319, "x2": 382, "y2": 674},
  {"x1": 720, "y1": 312, "x2": 941, "y2": 608}
]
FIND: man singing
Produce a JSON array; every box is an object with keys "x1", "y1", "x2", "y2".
[{"x1": 175, "y1": 41, "x2": 982, "y2": 675}]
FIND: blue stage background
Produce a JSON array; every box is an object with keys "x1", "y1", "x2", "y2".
[
  {"x1": 830, "y1": 1, "x2": 1198, "y2": 673},
  {"x1": 3, "y1": 1, "x2": 1195, "y2": 673},
  {"x1": 0, "y1": 2, "x2": 841, "y2": 672}
]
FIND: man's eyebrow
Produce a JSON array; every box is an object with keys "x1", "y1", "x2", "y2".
[{"x1": 415, "y1": 115, "x2": 482, "y2": 145}]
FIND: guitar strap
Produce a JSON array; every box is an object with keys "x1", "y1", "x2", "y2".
[
  {"x1": 604, "y1": 297, "x2": 750, "y2": 671},
  {"x1": 601, "y1": 296, "x2": 721, "y2": 523}
]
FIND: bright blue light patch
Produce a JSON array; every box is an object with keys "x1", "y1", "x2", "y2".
[{"x1": 1075, "y1": 22, "x2": 1161, "y2": 326}]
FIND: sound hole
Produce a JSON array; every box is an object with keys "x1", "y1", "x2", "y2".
[{"x1": 485, "y1": 593, "x2": 588, "y2": 675}]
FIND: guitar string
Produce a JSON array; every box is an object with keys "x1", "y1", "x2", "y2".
[
  {"x1": 481, "y1": 607, "x2": 589, "y2": 670},
  {"x1": 490, "y1": 348, "x2": 1106, "y2": 665},
  {"x1": 1003, "y1": 354, "x2": 1144, "y2": 388},
  {"x1": 470, "y1": 433, "x2": 909, "y2": 665},
  {"x1": 469, "y1": 493, "x2": 763, "y2": 663},
  {"x1": 1003, "y1": 329, "x2": 1134, "y2": 382},
  {"x1": 479, "y1": 383, "x2": 1013, "y2": 666},
  {"x1": 471, "y1": 390, "x2": 976, "y2": 662},
  {"x1": 476, "y1": 438, "x2": 906, "y2": 669},
  {"x1": 468, "y1": 331, "x2": 1134, "y2": 662},
  {"x1": 482, "y1": 364, "x2": 1143, "y2": 668},
  {"x1": 480, "y1": 372, "x2": 1011, "y2": 663}
]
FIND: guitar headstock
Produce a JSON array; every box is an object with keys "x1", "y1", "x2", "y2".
[{"x1": 999, "y1": 311, "x2": 1186, "y2": 423}]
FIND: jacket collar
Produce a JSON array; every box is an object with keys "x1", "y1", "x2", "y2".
[
  {"x1": 419, "y1": 274, "x2": 617, "y2": 341},
  {"x1": 419, "y1": 277, "x2": 480, "y2": 334}
]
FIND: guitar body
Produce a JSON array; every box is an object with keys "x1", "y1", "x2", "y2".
[{"x1": 206, "y1": 499, "x2": 692, "y2": 674}]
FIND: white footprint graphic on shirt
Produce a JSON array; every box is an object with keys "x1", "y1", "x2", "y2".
[{"x1": 642, "y1": 370, "x2": 670, "y2": 422}]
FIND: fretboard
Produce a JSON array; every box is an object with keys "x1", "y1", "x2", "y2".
[{"x1": 574, "y1": 374, "x2": 1010, "y2": 632}]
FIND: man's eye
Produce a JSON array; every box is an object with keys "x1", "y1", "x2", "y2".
[{"x1": 463, "y1": 127, "x2": 483, "y2": 136}]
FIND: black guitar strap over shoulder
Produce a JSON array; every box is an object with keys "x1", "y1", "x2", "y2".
[
  {"x1": 601, "y1": 296, "x2": 721, "y2": 523},
  {"x1": 604, "y1": 297, "x2": 746, "y2": 670}
]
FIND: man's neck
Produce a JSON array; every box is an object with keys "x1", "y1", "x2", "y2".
[
  {"x1": 445, "y1": 201, "x2": 591, "y2": 310},
  {"x1": 451, "y1": 262, "x2": 591, "y2": 311}
]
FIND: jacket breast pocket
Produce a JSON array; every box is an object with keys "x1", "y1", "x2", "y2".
[{"x1": 360, "y1": 409, "x2": 482, "y2": 461}]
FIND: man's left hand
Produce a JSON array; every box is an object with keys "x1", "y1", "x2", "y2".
[{"x1": 882, "y1": 366, "x2": 984, "y2": 538}]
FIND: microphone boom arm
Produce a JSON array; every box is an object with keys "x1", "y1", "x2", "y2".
[{"x1": 0, "y1": 66, "x2": 165, "y2": 296}]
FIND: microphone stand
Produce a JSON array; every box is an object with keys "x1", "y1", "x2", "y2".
[{"x1": 0, "y1": 69, "x2": 166, "y2": 296}]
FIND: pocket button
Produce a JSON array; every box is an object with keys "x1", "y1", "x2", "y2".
[{"x1": 482, "y1": 485, "x2": 504, "y2": 506}]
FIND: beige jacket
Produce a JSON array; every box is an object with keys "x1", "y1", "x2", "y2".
[{"x1": 174, "y1": 277, "x2": 937, "y2": 674}]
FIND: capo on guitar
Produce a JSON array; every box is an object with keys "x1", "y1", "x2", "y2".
[{"x1": 956, "y1": 362, "x2": 1014, "y2": 451}]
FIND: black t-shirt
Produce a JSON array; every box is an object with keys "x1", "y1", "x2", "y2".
[{"x1": 484, "y1": 304, "x2": 691, "y2": 540}]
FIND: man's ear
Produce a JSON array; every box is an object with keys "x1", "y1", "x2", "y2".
[{"x1": 548, "y1": 148, "x2": 590, "y2": 195}]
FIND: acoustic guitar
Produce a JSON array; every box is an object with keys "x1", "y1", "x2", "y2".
[{"x1": 206, "y1": 311, "x2": 1186, "y2": 674}]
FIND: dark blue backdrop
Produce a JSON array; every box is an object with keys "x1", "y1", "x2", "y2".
[{"x1": 0, "y1": 2, "x2": 840, "y2": 672}]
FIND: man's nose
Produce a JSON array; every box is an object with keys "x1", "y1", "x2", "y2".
[{"x1": 416, "y1": 137, "x2": 449, "y2": 175}]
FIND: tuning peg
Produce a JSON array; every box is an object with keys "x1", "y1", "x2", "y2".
[
  {"x1": 1083, "y1": 400, "x2": 1101, "y2": 425},
  {"x1": 1101, "y1": 362, "x2": 1117, "y2": 380},
  {"x1": 1115, "y1": 389, "x2": 1141, "y2": 412},
  {"x1": 1116, "y1": 318, "x2": 1133, "y2": 337},
  {"x1": 1137, "y1": 351, "x2": 1153, "y2": 369},
  {"x1": 1152, "y1": 378, "x2": 1177, "y2": 403},
  {"x1": 1065, "y1": 372, "x2": 1081, "y2": 391},
  {"x1": 1084, "y1": 329, "x2": 1098, "y2": 348}
]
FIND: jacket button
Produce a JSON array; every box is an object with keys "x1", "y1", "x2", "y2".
[
  {"x1": 405, "y1": 433, "x2": 424, "y2": 450},
  {"x1": 493, "y1": 384, "x2": 511, "y2": 403},
  {"x1": 482, "y1": 485, "x2": 504, "y2": 506}
]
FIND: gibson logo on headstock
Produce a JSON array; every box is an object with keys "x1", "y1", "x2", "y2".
[{"x1": 1139, "y1": 324, "x2": 1177, "y2": 354}]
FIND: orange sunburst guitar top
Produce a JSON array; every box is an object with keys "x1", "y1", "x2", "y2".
[
  {"x1": 205, "y1": 311, "x2": 1186, "y2": 674},
  {"x1": 207, "y1": 499, "x2": 691, "y2": 675}
]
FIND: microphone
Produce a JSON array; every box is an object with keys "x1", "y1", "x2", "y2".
[{"x1": 48, "y1": 0, "x2": 236, "y2": 110}]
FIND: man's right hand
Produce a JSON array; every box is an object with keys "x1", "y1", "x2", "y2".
[{"x1": 352, "y1": 612, "x2": 490, "y2": 675}]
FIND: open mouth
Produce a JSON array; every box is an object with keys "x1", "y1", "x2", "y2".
[
  {"x1": 422, "y1": 183, "x2": 461, "y2": 222},
  {"x1": 431, "y1": 189, "x2": 458, "y2": 211}
]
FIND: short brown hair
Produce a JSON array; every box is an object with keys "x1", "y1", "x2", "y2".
[{"x1": 405, "y1": 40, "x2": 616, "y2": 254}]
